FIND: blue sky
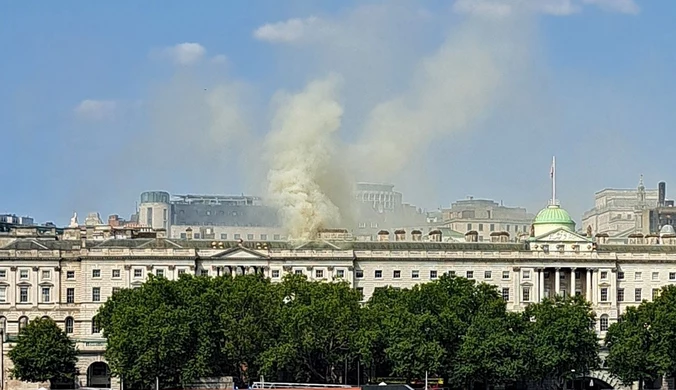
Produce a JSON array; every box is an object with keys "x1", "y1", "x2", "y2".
[{"x1": 1, "y1": 0, "x2": 675, "y2": 226}]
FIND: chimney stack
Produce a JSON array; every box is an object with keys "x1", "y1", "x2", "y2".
[{"x1": 659, "y1": 181, "x2": 666, "y2": 206}]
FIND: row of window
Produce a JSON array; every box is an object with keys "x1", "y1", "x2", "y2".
[
  {"x1": 179, "y1": 232, "x2": 283, "y2": 240},
  {"x1": 270, "y1": 269, "x2": 346, "y2": 279},
  {"x1": 0, "y1": 316, "x2": 100, "y2": 335},
  {"x1": 617, "y1": 271, "x2": 676, "y2": 281},
  {"x1": 466, "y1": 223, "x2": 529, "y2": 233},
  {"x1": 356, "y1": 269, "x2": 519, "y2": 280},
  {"x1": 0, "y1": 286, "x2": 124, "y2": 304}
]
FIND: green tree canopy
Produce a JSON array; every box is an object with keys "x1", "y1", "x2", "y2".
[
  {"x1": 8, "y1": 317, "x2": 78, "y2": 385},
  {"x1": 523, "y1": 295, "x2": 600, "y2": 389}
]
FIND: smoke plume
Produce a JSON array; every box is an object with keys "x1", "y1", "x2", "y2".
[{"x1": 265, "y1": 74, "x2": 348, "y2": 240}]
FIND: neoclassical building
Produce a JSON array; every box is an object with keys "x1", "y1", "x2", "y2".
[{"x1": 1, "y1": 200, "x2": 676, "y2": 389}]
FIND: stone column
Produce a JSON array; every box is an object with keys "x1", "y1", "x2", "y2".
[
  {"x1": 586, "y1": 269, "x2": 592, "y2": 302},
  {"x1": 513, "y1": 267, "x2": 521, "y2": 306},
  {"x1": 124, "y1": 265, "x2": 132, "y2": 288},
  {"x1": 555, "y1": 268, "x2": 561, "y2": 296},
  {"x1": 54, "y1": 266, "x2": 61, "y2": 303},
  {"x1": 591, "y1": 268, "x2": 598, "y2": 304},
  {"x1": 9, "y1": 266, "x2": 17, "y2": 305},
  {"x1": 539, "y1": 268, "x2": 545, "y2": 301},
  {"x1": 570, "y1": 267, "x2": 576, "y2": 297}
]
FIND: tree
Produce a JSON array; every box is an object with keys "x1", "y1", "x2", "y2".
[
  {"x1": 259, "y1": 274, "x2": 363, "y2": 383},
  {"x1": 8, "y1": 317, "x2": 78, "y2": 386},
  {"x1": 605, "y1": 304, "x2": 660, "y2": 389},
  {"x1": 523, "y1": 295, "x2": 600, "y2": 389}
]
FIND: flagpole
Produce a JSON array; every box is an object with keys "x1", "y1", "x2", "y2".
[{"x1": 552, "y1": 156, "x2": 556, "y2": 205}]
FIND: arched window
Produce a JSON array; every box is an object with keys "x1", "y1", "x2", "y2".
[
  {"x1": 600, "y1": 315, "x2": 609, "y2": 331},
  {"x1": 18, "y1": 316, "x2": 28, "y2": 332},
  {"x1": 65, "y1": 317, "x2": 74, "y2": 334}
]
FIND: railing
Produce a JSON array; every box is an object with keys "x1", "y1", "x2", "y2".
[{"x1": 252, "y1": 383, "x2": 352, "y2": 389}]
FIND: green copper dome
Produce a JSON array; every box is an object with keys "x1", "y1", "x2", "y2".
[{"x1": 533, "y1": 205, "x2": 575, "y2": 228}]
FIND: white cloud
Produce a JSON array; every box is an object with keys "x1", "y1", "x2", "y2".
[
  {"x1": 253, "y1": 17, "x2": 328, "y2": 43},
  {"x1": 582, "y1": 0, "x2": 639, "y2": 14},
  {"x1": 163, "y1": 42, "x2": 206, "y2": 65},
  {"x1": 452, "y1": 0, "x2": 638, "y2": 17},
  {"x1": 73, "y1": 99, "x2": 117, "y2": 121}
]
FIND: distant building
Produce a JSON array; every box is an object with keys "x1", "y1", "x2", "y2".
[
  {"x1": 439, "y1": 197, "x2": 534, "y2": 241},
  {"x1": 353, "y1": 183, "x2": 427, "y2": 239},
  {"x1": 0, "y1": 214, "x2": 34, "y2": 226},
  {"x1": 634, "y1": 181, "x2": 676, "y2": 236},
  {"x1": 581, "y1": 176, "x2": 658, "y2": 238},
  {"x1": 138, "y1": 191, "x2": 286, "y2": 240}
]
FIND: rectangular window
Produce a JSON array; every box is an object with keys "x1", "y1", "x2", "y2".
[
  {"x1": 448, "y1": 270, "x2": 456, "y2": 276},
  {"x1": 635, "y1": 288, "x2": 642, "y2": 302},
  {"x1": 652, "y1": 272, "x2": 660, "y2": 281},
  {"x1": 618, "y1": 271, "x2": 625, "y2": 280},
  {"x1": 0, "y1": 270, "x2": 5, "y2": 278},
  {"x1": 600, "y1": 287, "x2": 608, "y2": 302},
  {"x1": 466, "y1": 271, "x2": 474, "y2": 279},
  {"x1": 66, "y1": 288, "x2": 75, "y2": 304},
  {"x1": 484, "y1": 271, "x2": 492, "y2": 279},
  {"x1": 134, "y1": 269, "x2": 143, "y2": 278},
  {"x1": 430, "y1": 270, "x2": 438, "y2": 279},
  {"x1": 65, "y1": 319, "x2": 73, "y2": 334},
  {"x1": 180, "y1": 233, "x2": 187, "y2": 239},
  {"x1": 200, "y1": 269, "x2": 209, "y2": 276},
  {"x1": 272, "y1": 270, "x2": 280, "y2": 278},
  {"x1": 315, "y1": 269, "x2": 324, "y2": 278},
  {"x1": 502, "y1": 271, "x2": 510, "y2": 280},
  {"x1": 412, "y1": 270, "x2": 419, "y2": 279},
  {"x1": 522, "y1": 287, "x2": 530, "y2": 302},
  {"x1": 575, "y1": 271, "x2": 581, "y2": 279},
  {"x1": 41, "y1": 270, "x2": 50, "y2": 279},
  {"x1": 220, "y1": 233, "x2": 227, "y2": 239},
  {"x1": 112, "y1": 269, "x2": 121, "y2": 278},
  {"x1": 146, "y1": 207, "x2": 153, "y2": 226},
  {"x1": 670, "y1": 272, "x2": 676, "y2": 281},
  {"x1": 601, "y1": 271, "x2": 608, "y2": 280},
  {"x1": 193, "y1": 233, "x2": 200, "y2": 239},
  {"x1": 544, "y1": 271, "x2": 550, "y2": 279},
  {"x1": 490, "y1": 224, "x2": 495, "y2": 232},
  {"x1": 92, "y1": 287, "x2": 101, "y2": 302},
  {"x1": 375, "y1": 270, "x2": 383, "y2": 278},
  {"x1": 478, "y1": 224, "x2": 483, "y2": 231},
  {"x1": 393, "y1": 270, "x2": 401, "y2": 278},
  {"x1": 19, "y1": 269, "x2": 28, "y2": 279},
  {"x1": 234, "y1": 233, "x2": 241, "y2": 240},
  {"x1": 273, "y1": 234, "x2": 281, "y2": 240},
  {"x1": 42, "y1": 287, "x2": 50, "y2": 303},
  {"x1": 653, "y1": 289, "x2": 660, "y2": 300},
  {"x1": 0, "y1": 287, "x2": 6, "y2": 302},
  {"x1": 19, "y1": 287, "x2": 28, "y2": 303},
  {"x1": 156, "y1": 269, "x2": 165, "y2": 277},
  {"x1": 356, "y1": 269, "x2": 364, "y2": 278},
  {"x1": 260, "y1": 234, "x2": 268, "y2": 240},
  {"x1": 178, "y1": 269, "x2": 186, "y2": 276},
  {"x1": 635, "y1": 272, "x2": 642, "y2": 281},
  {"x1": 336, "y1": 269, "x2": 345, "y2": 278},
  {"x1": 92, "y1": 269, "x2": 101, "y2": 278},
  {"x1": 247, "y1": 234, "x2": 254, "y2": 240},
  {"x1": 617, "y1": 288, "x2": 624, "y2": 302},
  {"x1": 294, "y1": 269, "x2": 303, "y2": 275},
  {"x1": 92, "y1": 321, "x2": 100, "y2": 334},
  {"x1": 113, "y1": 287, "x2": 121, "y2": 294},
  {"x1": 523, "y1": 270, "x2": 531, "y2": 280}
]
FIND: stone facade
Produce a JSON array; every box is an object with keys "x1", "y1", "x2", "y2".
[{"x1": 3, "y1": 218, "x2": 676, "y2": 388}]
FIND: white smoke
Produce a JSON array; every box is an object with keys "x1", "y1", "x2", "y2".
[{"x1": 265, "y1": 74, "x2": 347, "y2": 240}]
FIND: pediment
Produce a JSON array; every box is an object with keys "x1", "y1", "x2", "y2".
[
  {"x1": 210, "y1": 246, "x2": 269, "y2": 259},
  {"x1": 533, "y1": 228, "x2": 590, "y2": 243}
]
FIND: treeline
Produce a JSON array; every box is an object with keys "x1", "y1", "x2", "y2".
[
  {"x1": 605, "y1": 284, "x2": 676, "y2": 389},
  {"x1": 96, "y1": 274, "x2": 603, "y2": 390}
]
